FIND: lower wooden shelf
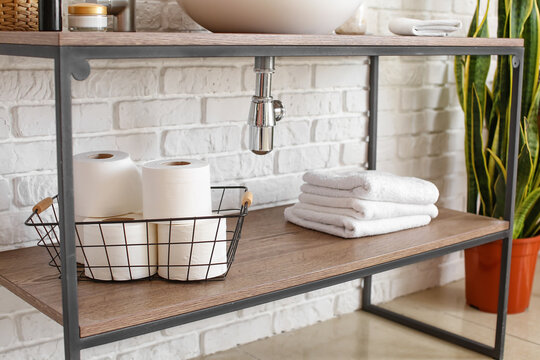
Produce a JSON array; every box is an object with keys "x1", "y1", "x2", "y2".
[{"x1": 0, "y1": 206, "x2": 508, "y2": 338}]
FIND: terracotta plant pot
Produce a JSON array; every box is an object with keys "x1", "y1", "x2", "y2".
[{"x1": 464, "y1": 235, "x2": 540, "y2": 314}]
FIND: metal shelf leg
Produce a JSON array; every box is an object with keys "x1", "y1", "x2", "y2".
[
  {"x1": 493, "y1": 51, "x2": 524, "y2": 360},
  {"x1": 55, "y1": 48, "x2": 82, "y2": 360},
  {"x1": 367, "y1": 55, "x2": 378, "y2": 171},
  {"x1": 362, "y1": 55, "x2": 379, "y2": 310},
  {"x1": 361, "y1": 51, "x2": 524, "y2": 360}
]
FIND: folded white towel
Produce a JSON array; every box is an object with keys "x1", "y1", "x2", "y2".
[
  {"x1": 296, "y1": 195, "x2": 438, "y2": 219},
  {"x1": 302, "y1": 170, "x2": 439, "y2": 205},
  {"x1": 389, "y1": 18, "x2": 462, "y2": 37},
  {"x1": 284, "y1": 205, "x2": 431, "y2": 238}
]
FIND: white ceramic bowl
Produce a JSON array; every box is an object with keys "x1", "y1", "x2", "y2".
[{"x1": 177, "y1": 0, "x2": 363, "y2": 34}]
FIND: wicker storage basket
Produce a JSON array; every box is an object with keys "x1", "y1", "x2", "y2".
[{"x1": 0, "y1": 0, "x2": 39, "y2": 31}]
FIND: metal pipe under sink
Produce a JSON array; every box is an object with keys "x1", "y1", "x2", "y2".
[{"x1": 248, "y1": 56, "x2": 285, "y2": 155}]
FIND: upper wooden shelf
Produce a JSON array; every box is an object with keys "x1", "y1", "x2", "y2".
[
  {"x1": 0, "y1": 32, "x2": 524, "y2": 47},
  {"x1": 0, "y1": 206, "x2": 507, "y2": 338}
]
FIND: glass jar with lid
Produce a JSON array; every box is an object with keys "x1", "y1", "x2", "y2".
[{"x1": 68, "y1": 3, "x2": 108, "y2": 32}]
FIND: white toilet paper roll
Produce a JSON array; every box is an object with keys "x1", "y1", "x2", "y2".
[
  {"x1": 158, "y1": 218, "x2": 228, "y2": 281},
  {"x1": 143, "y1": 159, "x2": 212, "y2": 219},
  {"x1": 73, "y1": 151, "x2": 142, "y2": 218},
  {"x1": 82, "y1": 214, "x2": 157, "y2": 281}
]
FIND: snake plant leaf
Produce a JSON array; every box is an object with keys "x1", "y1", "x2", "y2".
[
  {"x1": 487, "y1": 147, "x2": 508, "y2": 181},
  {"x1": 493, "y1": 0, "x2": 510, "y2": 102},
  {"x1": 455, "y1": 1, "x2": 478, "y2": 111},
  {"x1": 465, "y1": 121, "x2": 480, "y2": 213},
  {"x1": 486, "y1": 88, "x2": 500, "y2": 180},
  {"x1": 526, "y1": 114, "x2": 540, "y2": 194},
  {"x1": 463, "y1": 1, "x2": 492, "y2": 213},
  {"x1": 465, "y1": 29, "x2": 490, "y2": 108},
  {"x1": 493, "y1": 2, "x2": 512, "y2": 164},
  {"x1": 510, "y1": 0, "x2": 533, "y2": 38},
  {"x1": 455, "y1": 56, "x2": 466, "y2": 109},
  {"x1": 486, "y1": 117, "x2": 506, "y2": 179},
  {"x1": 471, "y1": 84, "x2": 493, "y2": 213},
  {"x1": 523, "y1": 191, "x2": 540, "y2": 237},
  {"x1": 468, "y1": 0, "x2": 490, "y2": 95},
  {"x1": 470, "y1": 0, "x2": 481, "y2": 37},
  {"x1": 514, "y1": 187, "x2": 540, "y2": 238},
  {"x1": 530, "y1": 222, "x2": 540, "y2": 237},
  {"x1": 492, "y1": 60, "x2": 511, "y2": 166},
  {"x1": 492, "y1": 172, "x2": 507, "y2": 218},
  {"x1": 497, "y1": 60, "x2": 511, "y2": 167},
  {"x1": 465, "y1": 88, "x2": 479, "y2": 214},
  {"x1": 498, "y1": 0, "x2": 508, "y2": 37},
  {"x1": 515, "y1": 127, "x2": 533, "y2": 206},
  {"x1": 458, "y1": 0, "x2": 540, "y2": 237},
  {"x1": 486, "y1": 86, "x2": 495, "y2": 135},
  {"x1": 521, "y1": 0, "x2": 540, "y2": 118},
  {"x1": 487, "y1": 148, "x2": 507, "y2": 218},
  {"x1": 487, "y1": 91, "x2": 503, "y2": 163},
  {"x1": 526, "y1": 87, "x2": 540, "y2": 169}
]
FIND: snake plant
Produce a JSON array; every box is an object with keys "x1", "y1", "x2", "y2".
[{"x1": 455, "y1": 0, "x2": 540, "y2": 239}]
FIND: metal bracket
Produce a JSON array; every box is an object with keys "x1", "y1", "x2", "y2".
[
  {"x1": 69, "y1": 55, "x2": 91, "y2": 81},
  {"x1": 512, "y1": 56, "x2": 520, "y2": 68}
]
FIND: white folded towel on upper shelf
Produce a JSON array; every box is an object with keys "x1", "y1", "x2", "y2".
[
  {"x1": 296, "y1": 196, "x2": 439, "y2": 220},
  {"x1": 284, "y1": 204, "x2": 432, "y2": 239},
  {"x1": 302, "y1": 170, "x2": 439, "y2": 205},
  {"x1": 388, "y1": 18, "x2": 462, "y2": 37}
]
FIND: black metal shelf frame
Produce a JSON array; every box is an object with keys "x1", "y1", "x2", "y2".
[{"x1": 0, "y1": 42, "x2": 523, "y2": 360}]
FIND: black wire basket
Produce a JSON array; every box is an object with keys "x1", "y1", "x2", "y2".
[{"x1": 25, "y1": 186, "x2": 252, "y2": 282}]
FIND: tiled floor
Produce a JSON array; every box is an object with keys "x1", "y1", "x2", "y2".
[{"x1": 203, "y1": 259, "x2": 540, "y2": 359}]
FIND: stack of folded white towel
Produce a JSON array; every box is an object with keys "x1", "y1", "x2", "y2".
[
  {"x1": 284, "y1": 170, "x2": 440, "y2": 238},
  {"x1": 388, "y1": 18, "x2": 462, "y2": 37}
]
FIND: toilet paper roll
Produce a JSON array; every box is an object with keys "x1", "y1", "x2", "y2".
[
  {"x1": 158, "y1": 218, "x2": 228, "y2": 281},
  {"x1": 143, "y1": 159, "x2": 212, "y2": 219},
  {"x1": 82, "y1": 214, "x2": 157, "y2": 281},
  {"x1": 74, "y1": 151, "x2": 142, "y2": 218}
]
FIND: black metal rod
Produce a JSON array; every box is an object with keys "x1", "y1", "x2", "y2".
[
  {"x1": 0, "y1": 45, "x2": 522, "y2": 61},
  {"x1": 494, "y1": 51, "x2": 524, "y2": 359},
  {"x1": 363, "y1": 55, "x2": 378, "y2": 311},
  {"x1": 361, "y1": 275, "x2": 372, "y2": 308},
  {"x1": 504, "y1": 51, "x2": 524, "y2": 224},
  {"x1": 64, "y1": 45, "x2": 525, "y2": 59},
  {"x1": 55, "y1": 49, "x2": 81, "y2": 359},
  {"x1": 494, "y1": 236, "x2": 512, "y2": 360},
  {"x1": 0, "y1": 44, "x2": 58, "y2": 58},
  {"x1": 368, "y1": 56, "x2": 378, "y2": 171},
  {"x1": 363, "y1": 304, "x2": 498, "y2": 358}
]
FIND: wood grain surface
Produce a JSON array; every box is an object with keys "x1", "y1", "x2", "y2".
[
  {"x1": 0, "y1": 206, "x2": 508, "y2": 338},
  {"x1": 0, "y1": 32, "x2": 524, "y2": 47}
]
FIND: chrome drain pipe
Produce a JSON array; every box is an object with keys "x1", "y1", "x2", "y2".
[{"x1": 248, "y1": 57, "x2": 285, "y2": 155}]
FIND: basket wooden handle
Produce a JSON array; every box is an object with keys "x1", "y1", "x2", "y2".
[
  {"x1": 32, "y1": 197, "x2": 54, "y2": 215},
  {"x1": 241, "y1": 191, "x2": 253, "y2": 207}
]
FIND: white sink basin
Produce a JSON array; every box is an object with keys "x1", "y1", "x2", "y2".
[{"x1": 177, "y1": 0, "x2": 363, "y2": 35}]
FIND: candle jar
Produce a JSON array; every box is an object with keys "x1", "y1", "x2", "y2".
[{"x1": 68, "y1": 3, "x2": 107, "y2": 32}]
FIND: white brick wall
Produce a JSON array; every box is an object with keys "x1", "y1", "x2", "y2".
[
  {"x1": 118, "y1": 98, "x2": 201, "y2": 128},
  {"x1": 0, "y1": 1, "x2": 477, "y2": 358}
]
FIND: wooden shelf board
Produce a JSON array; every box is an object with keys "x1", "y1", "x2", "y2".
[
  {"x1": 0, "y1": 32, "x2": 524, "y2": 47},
  {"x1": 0, "y1": 206, "x2": 508, "y2": 338}
]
